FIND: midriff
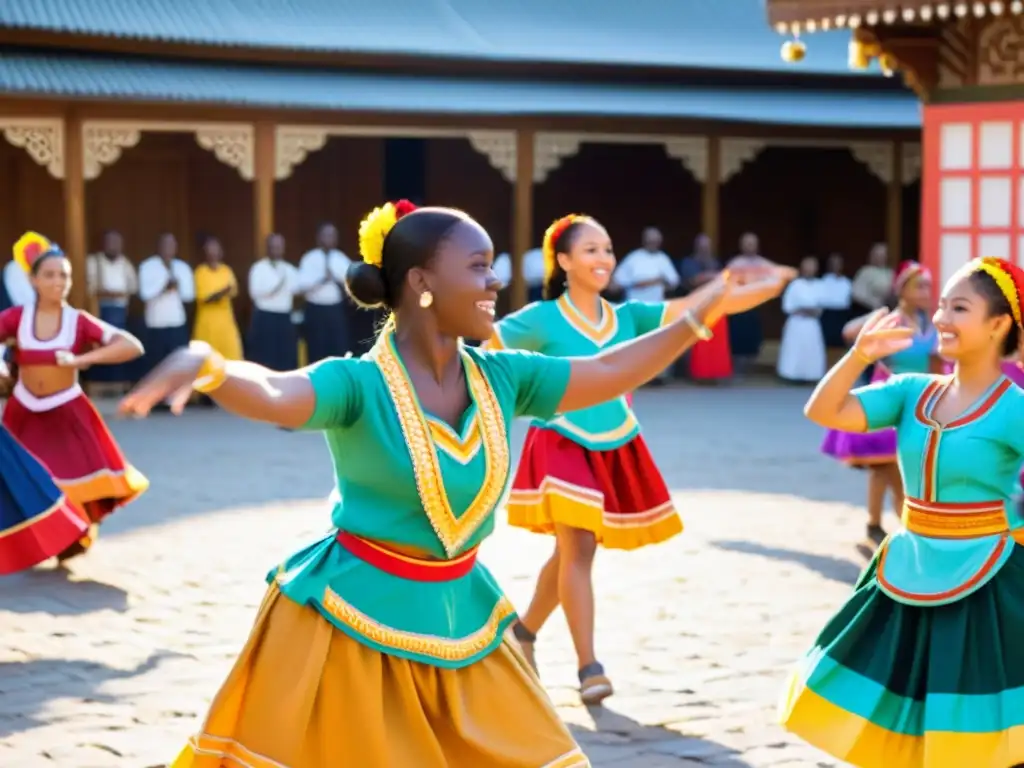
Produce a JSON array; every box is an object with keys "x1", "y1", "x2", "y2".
[{"x1": 17, "y1": 366, "x2": 78, "y2": 399}]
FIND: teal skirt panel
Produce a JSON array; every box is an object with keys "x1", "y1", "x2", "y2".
[
  {"x1": 788, "y1": 545, "x2": 1024, "y2": 735},
  {"x1": 268, "y1": 532, "x2": 517, "y2": 669}
]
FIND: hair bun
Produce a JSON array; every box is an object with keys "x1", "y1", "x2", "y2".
[{"x1": 345, "y1": 260, "x2": 388, "y2": 309}]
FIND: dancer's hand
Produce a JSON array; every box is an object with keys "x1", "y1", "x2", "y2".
[
  {"x1": 54, "y1": 351, "x2": 88, "y2": 369},
  {"x1": 852, "y1": 309, "x2": 914, "y2": 363},
  {"x1": 119, "y1": 343, "x2": 209, "y2": 418}
]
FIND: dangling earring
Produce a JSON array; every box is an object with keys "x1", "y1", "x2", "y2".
[{"x1": 419, "y1": 290, "x2": 434, "y2": 309}]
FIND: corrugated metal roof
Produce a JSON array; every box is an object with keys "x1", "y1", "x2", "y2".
[
  {"x1": 0, "y1": 52, "x2": 921, "y2": 127},
  {"x1": 0, "y1": 0, "x2": 868, "y2": 76}
]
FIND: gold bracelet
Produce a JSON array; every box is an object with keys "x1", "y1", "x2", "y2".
[
  {"x1": 682, "y1": 310, "x2": 714, "y2": 341},
  {"x1": 193, "y1": 349, "x2": 228, "y2": 394},
  {"x1": 850, "y1": 347, "x2": 874, "y2": 366}
]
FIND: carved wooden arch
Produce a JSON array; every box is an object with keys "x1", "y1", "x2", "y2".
[
  {"x1": 533, "y1": 133, "x2": 710, "y2": 184},
  {"x1": 81, "y1": 121, "x2": 255, "y2": 181},
  {"x1": 0, "y1": 117, "x2": 65, "y2": 179},
  {"x1": 274, "y1": 125, "x2": 518, "y2": 182},
  {"x1": 720, "y1": 137, "x2": 921, "y2": 185}
]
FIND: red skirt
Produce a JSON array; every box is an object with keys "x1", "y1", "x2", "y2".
[
  {"x1": 507, "y1": 426, "x2": 681, "y2": 550},
  {"x1": 689, "y1": 317, "x2": 733, "y2": 381},
  {"x1": 2, "y1": 393, "x2": 149, "y2": 523}
]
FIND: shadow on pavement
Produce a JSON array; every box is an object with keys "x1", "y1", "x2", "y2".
[
  {"x1": 0, "y1": 650, "x2": 182, "y2": 739},
  {"x1": 571, "y1": 705, "x2": 752, "y2": 766},
  {"x1": 709, "y1": 540, "x2": 864, "y2": 585},
  {"x1": 0, "y1": 567, "x2": 129, "y2": 614}
]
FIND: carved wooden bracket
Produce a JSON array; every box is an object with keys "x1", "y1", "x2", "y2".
[
  {"x1": 534, "y1": 134, "x2": 582, "y2": 183},
  {"x1": 0, "y1": 117, "x2": 64, "y2": 179},
  {"x1": 275, "y1": 126, "x2": 328, "y2": 180},
  {"x1": 82, "y1": 121, "x2": 254, "y2": 181},
  {"x1": 466, "y1": 131, "x2": 516, "y2": 182}
]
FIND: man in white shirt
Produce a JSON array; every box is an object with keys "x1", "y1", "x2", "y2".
[
  {"x1": 1, "y1": 257, "x2": 33, "y2": 310},
  {"x1": 85, "y1": 229, "x2": 139, "y2": 388},
  {"x1": 297, "y1": 223, "x2": 350, "y2": 362},
  {"x1": 247, "y1": 233, "x2": 300, "y2": 371},
  {"x1": 851, "y1": 243, "x2": 894, "y2": 313},
  {"x1": 495, "y1": 248, "x2": 546, "y2": 305},
  {"x1": 818, "y1": 252, "x2": 853, "y2": 349},
  {"x1": 615, "y1": 228, "x2": 680, "y2": 383},
  {"x1": 614, "y1": 228, "x2": 680, "y2": 304},
  {"x1": 138, "y1": 233, "x2": 195, "y2": 382}
]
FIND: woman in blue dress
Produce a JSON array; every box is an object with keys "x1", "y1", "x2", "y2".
[
  {"x1": 820, "y1": 261, "x2": 940, "y2": 553},
  {"x1": 0, "y1": 359, "x2": 90, "y2": 573},
  {"x1": 783, "y1": 256, "x2": 1024, "y2": 767}
]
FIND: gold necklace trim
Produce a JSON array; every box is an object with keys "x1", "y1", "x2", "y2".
[
  {"x1": 556, "y1": 294, "x2": 618, "y2": 346},
  {"x1": 369, "y1": 333, "x2": 509, "y2": 557}
]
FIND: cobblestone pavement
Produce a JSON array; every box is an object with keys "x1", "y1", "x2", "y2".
[{"x1": 0, "y1": 383, "x2": 883, "y2": 767}]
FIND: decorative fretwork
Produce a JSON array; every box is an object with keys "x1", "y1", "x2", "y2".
[
  {"x1": 978, "y1": 14, "x2": 1024, "y2": 85},
  {"x1": 275, "y1": 127, "x2": 328, "y2": 180},
  {"x1": 0, "y1": 118, "x2": 64, "y2": 179},
  {"x1": 466, "y1": 131, "x2": 516, "y2": 182},
  {"x1": 195, "y1": 126, "x2": 255, "y2": 181},
  {"x1": 720, "y1": 137, "x2": 897, "y2": 184},
  {"x1": 83, "y1": 125, "x2": 141, "y2": 180}
]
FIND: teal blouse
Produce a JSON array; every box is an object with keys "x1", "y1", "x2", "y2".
[
  {"x1": 855, "y1": 372, "x2": 1024, "y2": 606},
  {"x1": 269, "y1": 333, "x2": 572, "y2": 668},
  {"x1": 493, "y1": 294, "x2": 668, "y2": 450}
]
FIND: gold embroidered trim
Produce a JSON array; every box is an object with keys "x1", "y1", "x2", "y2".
[
  {"x1": 556, "y1": 294, "x2": 618, "y2": 346},
  {"x1": 321, "y1": 585, "x2": 516, "y2": 662},
  {"x1": 428, "y1": 415, "x2": 483, "y2": 465},
  {"x1": 369, "y1": 334, "x2": 510, "y2": 557},
  {"x1": 549, "y1": 409, "x2": 638, "y2": 444}
]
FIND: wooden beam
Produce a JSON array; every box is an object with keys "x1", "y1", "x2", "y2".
[
  {"x1": 254, "y1": 120, "x2": 275, "y2": 254},
  {"x1": 702, "y1": 135, "x2": 721, "y2": 252},
  {"x1": 63, "y1": 110, "x2": 88, "y2": 310},
  {"x1": 887, "y1": 139, "x2": 903, "y2": 265},
  {"x1": 511, "y1": 128, "x2": 534, "y2": 310}
]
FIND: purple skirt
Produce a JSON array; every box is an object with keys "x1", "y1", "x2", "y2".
[
  {"x1": 820, "y1": 427, "x2": 897, "y2": 467},
  {"x1": 820, "y1": 364, "x2": 897, "y2": 467}
]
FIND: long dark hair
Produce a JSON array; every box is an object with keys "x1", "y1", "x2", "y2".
[
  {"x1": 542, "y1": 217, "x2": 593, "y2": 301},
  {"x1": 970, "y1": 269, "x2": 1022, "y2": 357}
]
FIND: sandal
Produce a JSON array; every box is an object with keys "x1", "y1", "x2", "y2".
[
  {"x1": 512, "y1": 621, "x2": 539, "y2": 675},
  {"x1": 579, "y1": 661, "x2": 614, "y2": 705}
]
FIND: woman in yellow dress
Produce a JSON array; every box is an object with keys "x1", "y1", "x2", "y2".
[{"x1": 192, "y1": 235, "x2": 243, "y2": 362}]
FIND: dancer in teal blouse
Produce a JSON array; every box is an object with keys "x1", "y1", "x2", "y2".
[
  {"x1": 783, "y1": 256, "x2": 1024, "y2": 767},
  {"x1": 489, "y1": 213, "x2": 793, "y2": 705},
  {"x1": 120, "y1": 201, "x2": 739, "y2": 768}
]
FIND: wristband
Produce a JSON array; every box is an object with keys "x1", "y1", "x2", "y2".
[
  {"x1": 193, "y1": 349, "x2": 228, "y2": 394},
  {"x1": 682, "y1": 310, "x2": 713, "y2": 341},
  {"x1": 850, "y1": 347, "x2": 874, "y2": 366}
]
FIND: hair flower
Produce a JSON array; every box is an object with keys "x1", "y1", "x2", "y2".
[
  {"x1": 358, "y1": 199, "x2": 417, "y2": 268},
  {"x1": 13, "y1": 231, "x2": 54, "y2": 274},
  {"x1": 541, "y1": 214, "x2": 588, "y2": 281}
]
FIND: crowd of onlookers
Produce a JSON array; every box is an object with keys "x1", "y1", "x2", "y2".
[{"x1": 0, "y1": 222, "x2": 895, "y2": 395}]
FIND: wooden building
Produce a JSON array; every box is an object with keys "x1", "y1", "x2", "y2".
[
  {"x1": 768, "y1": 0, "x2": 1024, "y2": 291},
  {"x1": 0, "y1": 0, "x2": 920, "y2": 339}
]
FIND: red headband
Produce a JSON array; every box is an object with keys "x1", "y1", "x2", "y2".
[{"x1": 893, "y1": 260, "x2": 929, "y2": 295}]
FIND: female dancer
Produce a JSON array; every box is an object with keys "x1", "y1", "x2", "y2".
[
  {"x1": 782, "y1": 256, "x2": 1024, "y2": 766},
  {"x1": 121, "y1": 201, "x2": 737, "y2": 768},
  {"x1": 0, "y1": 360, "x2": 89, "y2": 574},
  {"x1": 486, "y1": 213, "x2": 794, "y2": 704},
  {"x1": 820, "y1": 260, "x2": 938, "y2": 552},
  {"x1": 0, "y1": 232, "x2": 148, "y2": 560},
  {"x1": 192, "y1": 235, "x2": 243, "y2": 364}
]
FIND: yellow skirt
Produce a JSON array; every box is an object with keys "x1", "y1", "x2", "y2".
[
  {"x1": 192, "y1": 307, "x2": 243, "y2": 362},
  {"x1": 171, "y1": 585, "x2": 590, "y2": 768}
]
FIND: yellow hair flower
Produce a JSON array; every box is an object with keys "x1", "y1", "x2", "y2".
[
  {"x1": 13, "y1": 231, "x2": 52, "y2": 274},
  {"x1": 542, "y1": 214, "x2": 589, "y2": 281},
  {"x1": 358, "y1": 203, "x2": 399, "y2": 268}
]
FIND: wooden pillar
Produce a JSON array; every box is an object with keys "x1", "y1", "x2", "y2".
[
  {"x1": 887, "y1": 140, "x2": 903, "y2": 265},
  {"x1": 63, "y1": 111, "x2": 88, "y2": 310},
  {"x1": 702, "y1": 136, "x2": 721, "y2": 251},
  {"x1": 254, "y1": 121, "x2": 276, "y2": 253},
  {"x1": 511, "y1": 129, "x2": 534, "y2": 311}
]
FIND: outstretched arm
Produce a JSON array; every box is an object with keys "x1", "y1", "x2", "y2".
[
  {"x1": 663, "y1": 268, "x2": 792, "y2": 326},
  {"x1": 558, "y1": 281, "x2": 726, "y2": 412},
  {"x1": 119, "y1": 346, "x2": 317, "y2": 429}
]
